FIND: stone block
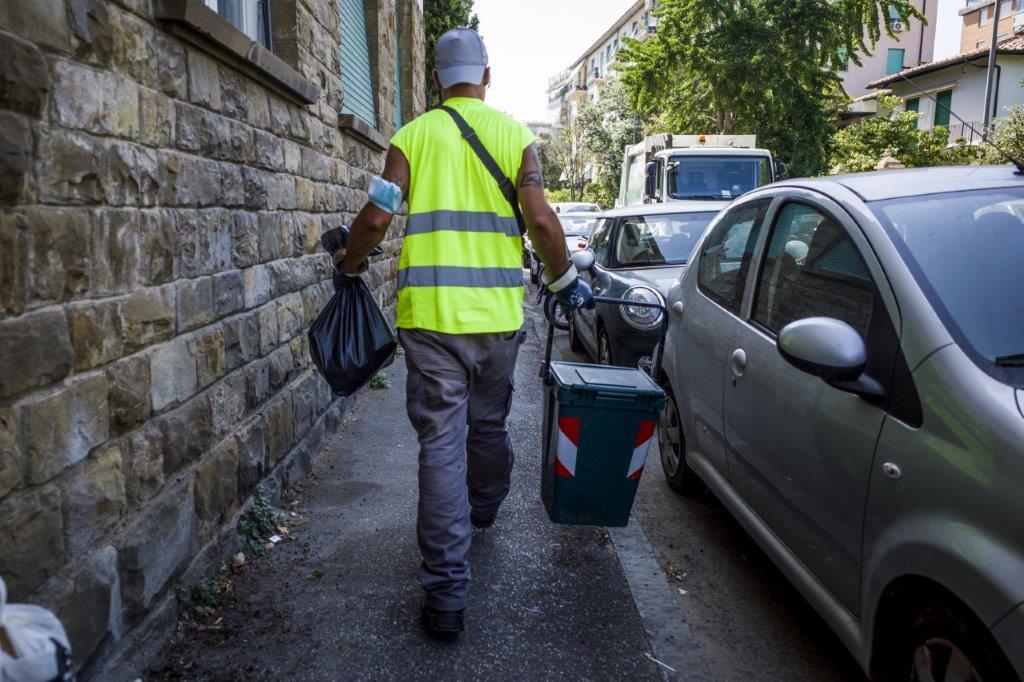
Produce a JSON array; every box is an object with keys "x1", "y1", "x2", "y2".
[
  {"x1": 0, "y1": 408, "x2": 22, "y2": 499},
  {"x1": 267, "y1": 173, "x2": 297, "y2": 211},
  {"x1": 0, "y1": 111, "x2": 33, "y2": 202},
  {"x1": 100, "y1": 140, "x2": 161, "y2": 207},
  {"x1": 174, "y1": 101, "x2": 228, "y2": 155},
  {"x1": 283, "y1": 141, "x2": 302, "y2": 174},
  {"x1": 47, "y1": 546, "x2": 122, "y2": 666},
  {"x1": 25, "y1": 207, "x2": 92, "y2": 305},
  {"x1": 267, "y1": 258, "x2": 301, "y2": 298},
  {"x1": 150, "y1": 337, "x2": 196, "y2": 412},
  {"x1": 186, "y1": 49, "x2": 221, "y2": 110},
  {"x1": 244, "y1": 357, "x2": 270, "y2": 409},
  {"x1": 159, "y1": 152, "x2": 220, "y2": 207},
  {"x1": 177, "y1": 209, "x2": 232, "y2": 278},
  {"x1": 226, "y1": 119, "x2": 254, "y2": 164},
  {"x1": 242, "y1": 77, "x2": 270, "y2": 129},
  {"x1": 0, "y1": 212, "x2": 29, "y2": 317},
  {"x1": 156, "y1": 34, "x2": 187, "y2": 99},
  {"x1": 0, "y1": 485, "x2": 63, "y2": 599},
  {"x1": 139, "y1": 87, "x2": 176, "y2": 147},
  {"x1": 275, "y1": 292, "x2": 304, "y2": 342},
  {"x1": 267, "y1": 345, "x2": 294, "y2": 391},
  {"x1": 190, "y1": 327, "x2": 225, "y2": 389},
  {"x1": 0, "y1": 0, "x2": 70, "y2": 50},
  {"x1": 67, "y1": 0, "x2": 115, "y2": 68},
  {"x1": 106, "y1": 354, "x2": 151, "y2": 435},
  {"x1": 242, "y1": 167, "x2": 269, "y2": 210},
  {"x1": 22, "y1": 373, "x2": 109, "y2": 484},
  {"x1": 51, "y1": 58, "x2": 139, "y2": 137},
  {"x1": 257, "y1": 212, "x2": 284, "y2": 262},
  {"x1": 230, "y1": 213, "x2": 259, "y2": 269},
  {"x1": 257, "y1": 301, "x2": 279, "y2": 355},
  {"x1": 262, "y1": 391, "x2": 294, "y2": 466},
  {"x1": 176, "y1": 277, "x2": 214, "y2": 332},
  {"x1": 244, "y1": 264, "x2": 272, "y2": 309},
  {"x1": 158, "y1": 393, "x2": 212, "y2": 476},
  {"x1": 220, "y1": 163, "x2": 244, "y2": 206},
  {"x1": 0, "y1": 32, "x2": 50, "y2": 116},
  {"x1": 210, "y1": 372, "x2": 245, "y2": 440},
  {"x1": 289, "y1": 334, "x2": 311, "y2": 371},
  {"x1": 138, "y1": 209, "x2": 180, "y2": 286},
  {"x1": 0, "y1": 308, "x2": 74, "y2": 400},
  {"x1": 110, "y1": 8, "x2": 156, "y2": 86},
  {"x1": 223, "y1": 310, "x2": 260, "y2": 371},
  {"x1": 125, "y1": 423, "x2": 163, "y2": 507},
  {"x1": 292, "y1": 372, "x2": 317, "y2": 439},
  {"x1": 234, "y1": 415, "x2": 265, "y2": 496},
  {"x1": 253, "y1": 129, "x2": 284, "y2": 171},
  {"x1": 118, "y1": 284, "x2": 176, "y2": 352},
  {"x1": 90, "y1": 209, "x2": 141, "y2": 297},
  {"x1": 36, "y1": 130, "x2": 104, "y2": 204},
  {"x1": 213, "y1": 270, "x2": 244, "y2": 317},
  {"x1": 118, "y1": 482, "x2": 196, "y2": 617},
  {"x1": 194, "y1": 438, "x2": 238, "y2": 533},
  {"x1": 67, "y1": 298, "x2": 124, "y2": 371},
  {"x1": 62, "y1": 442, "x2": 127, "y2": 557}
]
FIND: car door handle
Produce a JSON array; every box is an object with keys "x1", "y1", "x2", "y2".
[{"x1": 730, "y1": 349, "x2": 747, "y2": 378}]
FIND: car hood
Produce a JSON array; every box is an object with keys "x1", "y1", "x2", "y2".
[{"x1": 616, "y1": 265, "x2": 686, "y2": 295}]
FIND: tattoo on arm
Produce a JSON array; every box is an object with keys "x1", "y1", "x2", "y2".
[{"x1": 519, "y1": 170, "x2": 543, "y2": 189}]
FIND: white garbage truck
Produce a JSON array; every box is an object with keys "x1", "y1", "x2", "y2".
[{"x1": 616, "y1": 134, "x2": 785, "y2": 207}]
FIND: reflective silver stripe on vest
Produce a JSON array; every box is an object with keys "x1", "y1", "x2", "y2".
[
  {"x1": 406, "y1": 210, "x2": 521, "y2": 238},
  {"x1": 397, "y1": 266, "x2": 524, "y2": 290}
]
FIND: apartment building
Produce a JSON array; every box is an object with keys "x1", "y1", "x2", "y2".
[
  {"x1": 960, "y1": 0, "x2": 1024, "y2": 51},
  {"x1": 840, "y1": 0, "x2": 939, "y2": 97}
]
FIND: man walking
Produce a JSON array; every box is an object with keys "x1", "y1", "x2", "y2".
[{"x1": 337, "y1": 27, "x2": 594, "y2": 635}]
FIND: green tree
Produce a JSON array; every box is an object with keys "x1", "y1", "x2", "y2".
[
  {"x1": 575, "y1": 81, "x2": 647, "y2": 207},
  {"x1": 829, "y1": 95, "x2": 949, "y2": 171},
  {"x1": 424, "y1": 0, "x2": 479, "y2": 107},
  {"x1": 980, "y1": 104, "x2": 1024, "y2": 165},
  {"x1": 618, "y1": 0, "x2": 919, "y2": 176}
]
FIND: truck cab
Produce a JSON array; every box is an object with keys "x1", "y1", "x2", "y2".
[{"x1": 617, "y1": 134, "x2": 785, "y2": 207}]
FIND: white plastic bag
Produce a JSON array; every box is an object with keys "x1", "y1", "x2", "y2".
[{"x1": 0, "y1": 577, "x2": 74, "y2": 682}]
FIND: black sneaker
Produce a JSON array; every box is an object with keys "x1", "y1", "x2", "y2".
[
  {"x1": 421, "y1": 606, "x2": 464, "y2": 635},
  {"x1": 470, "y1": 510, "x2": 496, "y2": 529}
]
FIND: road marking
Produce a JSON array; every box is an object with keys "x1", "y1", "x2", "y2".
[{"x1": 610, "y1": 518, "x2": 712, "y2": 682}]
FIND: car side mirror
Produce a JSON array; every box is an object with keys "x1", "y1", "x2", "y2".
[
  {"x1": 777, "y1": 318, "x2": 885, "y2": 398},
  {"x1": 644, "y1": 162, "x2": 658, "y2": 198},
  {"x1": 571, "y1": 249, "x2": 596, "y2": 274}
]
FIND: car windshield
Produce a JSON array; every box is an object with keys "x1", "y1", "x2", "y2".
[
  {"x1": 668, "y1": 155, "x2": 771, "y2": 200},
  {"x1": 871, "y1": 187, "x2": 1024, "y2": 384},
  {"x1": 561, "y1": 203, "x2": 599, "y2": 213},
  {"x1": 559, "y1": 216, "x2": 597, "y2": 236},
  {"x1": 615, "y1": 212, "x2": 718, "y2": 267}
]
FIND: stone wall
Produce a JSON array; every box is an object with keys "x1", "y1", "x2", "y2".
[{"x1": 0, "y1": 0, "x2": 424, "y2": 676}]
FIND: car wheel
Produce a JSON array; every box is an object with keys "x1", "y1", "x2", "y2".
[
  {"x1": 598, "y1": 327, "x2": 613, "y2": 365},
  {"x1": 545, "y1": 295, "x2": 570, "y2": 331},
  {"x1": 567, "y1": 312, "x2": 584, "y2": 353},
  {"x1": 658, "y1": 386, "x2": 701, "y2": 495},
  {"x1": 877, "y1": 600, "x2": 1015, "y2": 682}
]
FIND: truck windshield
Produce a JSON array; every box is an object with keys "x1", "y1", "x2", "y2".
[{"x1": 668, "y1": 155, "x2": 771, "y2": 200}]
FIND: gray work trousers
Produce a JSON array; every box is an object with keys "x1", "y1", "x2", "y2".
[{"x1": 399, "y1": 327, "x2": 522, "y2": 611}]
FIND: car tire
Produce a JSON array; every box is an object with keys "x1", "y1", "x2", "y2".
[
  {"x1": 875, "y1": 599, "x2": 1015, "y2": 682},
  {"x1": 597, "y1": 326, "x2": 614, "y2": 366},
  {"x1": 658, "y1": 385, "x2": 701, "y2": 495},
  {"x1": 567, "y1": 312, "x2": 584, "y2": 353},
  {"x1": 545, "y1": 295, "x2": 570, "y2": 331}
]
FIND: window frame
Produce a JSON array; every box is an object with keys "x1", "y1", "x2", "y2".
[
  {"x1": 587, "y1": 218, "x2": 615, "y2": 267},
  {"x1": 934, "y1": 89, "x2": 953, "y2": 127},
  {"x1": 886, "y1": 48, "x2": 905, "y2": 75},
  {"x1": 204, "y1": 0, "x2": 272, "y2": 48},
  {"x1": 694, "y1": 198, "x2": 772, "y2": 317},
  {"x1": 339, "y1": 0, "x2": 379, "y2": 128}
]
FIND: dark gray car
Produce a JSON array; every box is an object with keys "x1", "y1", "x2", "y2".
[
  {"x1": 567, "y1": 203, "x2": 723, "y2": 369},
  {"x1": 660, "y1": 165, "x2": 1024, "y2": 680}
]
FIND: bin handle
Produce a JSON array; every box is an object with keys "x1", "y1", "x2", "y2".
[{"x1": 541, "y1": 295, "x2": 669, "y2": 383}]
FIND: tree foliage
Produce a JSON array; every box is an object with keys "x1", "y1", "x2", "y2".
[
  {"x1": 423, "y1": 0, "x2": 479, "y2": 107},
  {"x1": 617, "y1": 0, "x2": 919, "y2": 176},
  {"x1": 574, "y1": 81, "x2": 647, "y2": 207},
  {"x1": 830, "y1": 95, "x2": 949, "y2": 171}
]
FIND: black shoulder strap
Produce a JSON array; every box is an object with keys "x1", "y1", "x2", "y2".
[{"x1": 439, "y1": 105, "x2": 526, "y2": 236}]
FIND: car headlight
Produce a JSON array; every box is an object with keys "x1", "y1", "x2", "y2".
[{"x1": 620, "y1": 286, "x2": 664, "y2": 330}]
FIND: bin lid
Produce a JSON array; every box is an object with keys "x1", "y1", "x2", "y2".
[{"x1": 549, "y1": 362, "x2": 663, "y2": 396}]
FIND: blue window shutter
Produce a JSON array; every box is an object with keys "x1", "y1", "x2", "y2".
[
  {"x1": 886, "y1": 48, "x2": 905, "y2": 75},
  {"x1": 394, "y1": 0, "x2": 402, "y2": 128},
  {"x1": 340, "y1": 0, "x2": 377, "y2": 126}
]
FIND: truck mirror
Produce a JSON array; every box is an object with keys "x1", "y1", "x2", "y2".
[
  {"x1": 774, "y1": 161, "x2": 788, "y2": 180},
  {"x1": 644, "y1": 162, "x2": 657, "y2": 198}
]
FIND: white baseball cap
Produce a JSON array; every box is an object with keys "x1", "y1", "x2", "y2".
[{"x1": 435, "y1": 27, "x2": 488, "y2": 88}]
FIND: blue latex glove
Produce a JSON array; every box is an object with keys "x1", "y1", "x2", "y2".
[{"x1": 545, "y1": 266, "x2": 595, "y2": 310}]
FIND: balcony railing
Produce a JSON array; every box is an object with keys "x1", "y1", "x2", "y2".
[{"x1": 947, "y1": 121, "x2": 987, "y2": 144}]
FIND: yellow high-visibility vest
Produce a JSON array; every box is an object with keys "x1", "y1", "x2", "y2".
[{"x1": 390, "y1": 97, "x2": 533, "y2": 334}]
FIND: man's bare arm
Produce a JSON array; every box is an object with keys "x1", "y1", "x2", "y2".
[
  {"x1": 516, "y1": 144, "x2": 571, "y2": 277},
  {"x1": 341, "y1": 145, "x2": 410, "y2": 273}
]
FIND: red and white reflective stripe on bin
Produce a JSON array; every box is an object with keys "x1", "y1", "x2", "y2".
[{"x1": 555, "y1": 416, "x2": 657, "y2": 479}]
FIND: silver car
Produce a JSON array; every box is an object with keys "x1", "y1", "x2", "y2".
[{"x1": 660, "y1": 165, "x2": 1024, "y2": 680}]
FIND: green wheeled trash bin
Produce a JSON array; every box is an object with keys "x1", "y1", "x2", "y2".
[{"x1": 539, "y1": 296, "x2": 667, "y2": 527}]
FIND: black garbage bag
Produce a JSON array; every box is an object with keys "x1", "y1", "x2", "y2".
[{"x1": 308, "y1": 276, "x2": 397, "y2": 397}]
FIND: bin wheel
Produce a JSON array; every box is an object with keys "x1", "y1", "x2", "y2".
[
  {"x1": 567, "y1": 312, "x2": 584, "y2": 352},
  {"x1": 659, "y1": 386, "x2": 701, "y2": 495}
]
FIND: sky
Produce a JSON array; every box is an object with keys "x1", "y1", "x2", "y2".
[{"x1": 472, "y1": 0, "x2": 966, "y2": 123}]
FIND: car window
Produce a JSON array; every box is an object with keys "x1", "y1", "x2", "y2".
[
  {"x1": 697, "y1": 201, "x2": 769, "y2": 315},
  {"x1": 588, "y1": 218, "x2": 612, "y2": 264},
  {"x1": 753, "y1": 202, "x2": 875, "y2": 339},
  {"x1": 614, "y1": 212, "x2": 717, "y2": 267},
  {"x1": 559, "y1": 216, "x2": 598, "y2": 236}
]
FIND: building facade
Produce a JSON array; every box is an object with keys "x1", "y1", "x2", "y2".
[
  {"x1": 840, "y1": 0, "x2": 938, "y2": 97},
  {"x1": 959, "y1": 0, "x2": 1024, "y2": 52},
  {"x1": 0, "y1": 0, "x2": 424, "y2": 677}
]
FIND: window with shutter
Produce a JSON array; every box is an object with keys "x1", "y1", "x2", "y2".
[
  {"x1": 934, "y1": 90, "x2": 952, "y2": 127},
  {"x1": 340, "y1": 0, "x2": 378, "y2": 127},
  {"x1": 905, "y1": 97, "x2": 920, "y2": 129},
  {"x1": 886, "y1": 48, "x2": 905, "y2": 75}
]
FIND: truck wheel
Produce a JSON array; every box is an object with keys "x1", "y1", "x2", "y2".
[
  {"x1": 658, "y1": 387, "x2": 701, "y2": 495},
  {"x1": 876, "y1": 600, "x2": 1015, "y2": 682}
]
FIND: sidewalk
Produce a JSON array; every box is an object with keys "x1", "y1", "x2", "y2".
[{"x1": 147, "y1": 305, "x2": 661, "y2": 680}]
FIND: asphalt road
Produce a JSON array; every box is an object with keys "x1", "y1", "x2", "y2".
[{"x1": 545, "y1": 294, "x2": 867, "y2": 682}]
